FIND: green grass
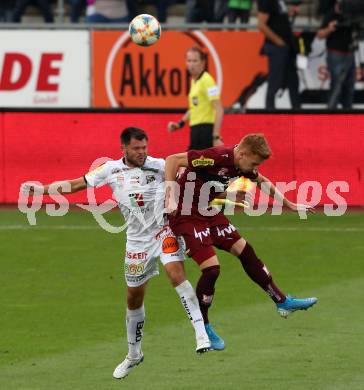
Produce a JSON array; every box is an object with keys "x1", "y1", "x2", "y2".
[{"x1": 0, "y1": 208, "x2": 363, "y2": 389}]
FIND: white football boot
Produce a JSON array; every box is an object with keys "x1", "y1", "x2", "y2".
[
  {"x1": 112, "y1": 353, "x2": 144, "y2": 379},
  {"x1": 195, "y1": 335, "x2": 212, "y2": 354}
]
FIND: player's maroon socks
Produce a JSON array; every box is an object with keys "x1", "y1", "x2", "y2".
[
  {"x1": 196, "y1": 265, "x2": 220, "y2": 323},
  {"x1": 238, "y1": 243, "x2": 286, "y2": 303}
]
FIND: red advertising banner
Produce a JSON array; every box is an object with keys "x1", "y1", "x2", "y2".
[
  {"x1": 92, "y1": 30, "x2": 267, "y2": 109},
  {"x1": 1, "y1": 112, "x2": 363, "y2": 205}
]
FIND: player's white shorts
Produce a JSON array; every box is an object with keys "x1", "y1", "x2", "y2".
[{"x1": 124, "y1": 225, "x2": 184, "y2": 287}]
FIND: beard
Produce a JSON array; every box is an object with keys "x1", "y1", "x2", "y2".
[{"x1": 125, "y1": 153, "x2": 146, "y2": 167}]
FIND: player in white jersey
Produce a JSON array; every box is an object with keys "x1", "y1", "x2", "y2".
[{"x1": 21, "y1": 127, "x2": 211, "y2": 380}]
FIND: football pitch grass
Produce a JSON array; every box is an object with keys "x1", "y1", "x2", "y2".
[{"x1": 1, "y1": 208, "x2": 363, "y2": 390}]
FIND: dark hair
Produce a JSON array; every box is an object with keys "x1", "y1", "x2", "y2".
[
  {"x1": 120, "y1": 127, "x2": 148, "y2": 145},
  {"x1": 187, "y1": 47, "x2": 207, "y2": 62}
]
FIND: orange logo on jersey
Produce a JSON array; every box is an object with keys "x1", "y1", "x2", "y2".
[
  {"x1": 162, "y1": 236, "x2": 179, "y2": 254},
  {"x1": 191, "y1": 156, "x2": 214, "y2": 167}
]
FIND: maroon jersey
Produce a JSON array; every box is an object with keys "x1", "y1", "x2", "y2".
[{"x1": 175, "y1": 146, "x2": 258, "y2": 217}]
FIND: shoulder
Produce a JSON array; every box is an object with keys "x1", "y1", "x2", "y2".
[
  {"x1": 86, "y1": 158, "x2": 120, "y2": 176},
  {"x1": 201, "y1": 72, "x2": 217, "y2": 85},
  {"x1": 189, "y1": 146, "x2": 233, "y2": 168},
  {"x1": 103, "y1": 159, "x2": 125, "y2": 173},
  {"x1": 144, "y1": 156, "x2": 165, "y2": 172}
]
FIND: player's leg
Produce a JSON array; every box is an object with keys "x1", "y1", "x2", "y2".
[
  {"x1": 168, "y1": 220, "x2": 225, "y2": 350},
  {"x1": 210, "y1": 216, "x2": 317, "y2": 318},
  {"x1": 230, "y1": 238, "x2": 318, "y2": 317},
  {"x1": 196, "y1": 255, "x2": 225, "y2": 350},
  {"x1": 113, "y1": 283, "x2": 147, "y2": 379},
  {"x1": 159, "y1": 227, "x2": 211, "y2": 352},
  {"x1": 163, "y1": 260, "x2": 211, "y2": 353},
  {"x1": 113, "y1": 241, "x2": 160, "y2": 379}
]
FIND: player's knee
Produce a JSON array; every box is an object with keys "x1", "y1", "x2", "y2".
[
  {"x1": 168, "y1": 269, "x2": 186, "y2": 287},
  {"x1": 127, "y1": 288, "x2": 144, "y2": 309},
  {"x1": 165, "y1": 262, "x2": 186, "y2": 287},
  {"x1": 202, "y1": 264, "x2": 221, "y2": 282},
  {"x1": 230, "y1": 238, "x2": 246, "y2": 256},
  {"x1": 127, "y1": 296, "x2": 144, "y2": 310}
]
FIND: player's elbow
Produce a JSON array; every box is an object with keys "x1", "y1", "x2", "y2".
[
  {"x1": 165, "y1": 154, "x2": 177, "y2": 167},
  {"x1": 166, "y1": 153, "x2": 188, "y2": 169}
]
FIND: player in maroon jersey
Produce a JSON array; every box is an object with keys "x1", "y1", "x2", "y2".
[{"x1": 165, "y1": 133, "x2": 318, "y2": 350}]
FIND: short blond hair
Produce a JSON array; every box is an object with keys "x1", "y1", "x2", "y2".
[{"x1": 239, "y1": 134, "x2": 272, "y2": 160}]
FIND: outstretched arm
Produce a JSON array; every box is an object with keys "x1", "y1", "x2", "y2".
[
  {"x1": 164, "y1": 153, "x2": 188, "y2": 214},
  {"x1": 256, "y1": 174, "x2": 315, "y2": 213},
  {"x1": 167, "y1": 110, "x2": 190, "y2": 132},
  {"x1": 21, "y1": 176, "x2": 87, "y2": 196}
]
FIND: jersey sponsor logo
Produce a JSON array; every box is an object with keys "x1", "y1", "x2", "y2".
[
  {"x1": 216, "y1": 224, "x2": 236, "y2": 237},
  {"x1": 125, "y1": 263, "x2": 145, "y2": 276},
  {"x1": 111, "y1": 168, "x2": 122, "y2": 174},
  {"x1": 126, "y1": 251, "x2": 148, "y2": 260},
  {"x1": 155, "y1": 225, "x2": 173, "y2": 240},
  {"x1": 191, "y1": 156, "x2": 215, "y2": 167},
  {"x1": 146, "y1": 175, "x2": 156, "y2": 184},
  {"x1": 162, "y1": 236, "x2": 179, "y2": 254},
  {"x1": 126, "y1": 274, "x2": 146, "y2": 283},
  {"x1": 194, "y1": 227, "x2": 210, "y2": 242},
  {"x1": 192, "y1": 96, "x2": 198, "y2": 106},
  {"x1": 117, "y1": 175, "x2": 124, "y2": 184},
  {"x1": 129, "y1": 193, "x2": 144, "y2": 207},
  {"x1": 130, "y1": 175, "x2": 140, "y2": 185}
]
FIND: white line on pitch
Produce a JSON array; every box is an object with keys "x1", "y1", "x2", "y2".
[{"x1": 0, "y1": 225, "x2": 363, "y2": 232}]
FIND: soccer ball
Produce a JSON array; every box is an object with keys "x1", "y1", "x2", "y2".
[{"x1": 129, "y1": 14, "x2": 161, "y2": 47}]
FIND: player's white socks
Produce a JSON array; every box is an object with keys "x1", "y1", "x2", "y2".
[
  {"x1": 126, "y1": 305, "x2": 145, "y2": 359},
  {"x1": 175, "y1": 280, "x2": 207, "y2": 339}
]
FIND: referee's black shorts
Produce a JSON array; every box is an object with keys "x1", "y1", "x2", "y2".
[{"x1": 189, "y1": 123, "x2": 213, "y2": 150}]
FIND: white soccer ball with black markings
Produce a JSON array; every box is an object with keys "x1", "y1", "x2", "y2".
[{"x1": 129, "y1": 14, "x2": 161, "y2": 47}]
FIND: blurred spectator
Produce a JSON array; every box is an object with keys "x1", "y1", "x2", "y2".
[
  {"x1": 186, "y1": 0, "x2": 215, "y2": 23},
  {"x1": 318, "y1": 0, "x2": 336, "y2": 15},
  {"x1": 317, "y1": 0, "x2": 355, "y2": 109},
  {"x1": 13, "y1": 0, "x2": 54, "y2": 23},
  {"x1": 68, "y1": 0, "x2": 87, "y2": 23},
  {"x1": 257, "y1": 0, "x2": 300, "y2": 109},
  {"x1": 214, "y1": 0, "x2": 228, "y2": 22},
  {"x1": 86, "y1": 0, "x2": 135, "y2": 23},
  {"x1": 153, "y1": 0, "x2": 171, "y2": 23},
  {"x1": 227, "y1": 0, "x2": 253, "y2": 23},
  {"x1": 0, "y1": 0, "x2": 14, "y2": 22}
]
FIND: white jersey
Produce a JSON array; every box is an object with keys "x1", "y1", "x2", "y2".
[{"x1": 85, "y1": 156, "x2": 166, "y2": 242}]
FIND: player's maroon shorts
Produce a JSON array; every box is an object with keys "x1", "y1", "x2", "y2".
[{"x1": 168, "y1": 212, "x2": 241, "y2": 265}]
